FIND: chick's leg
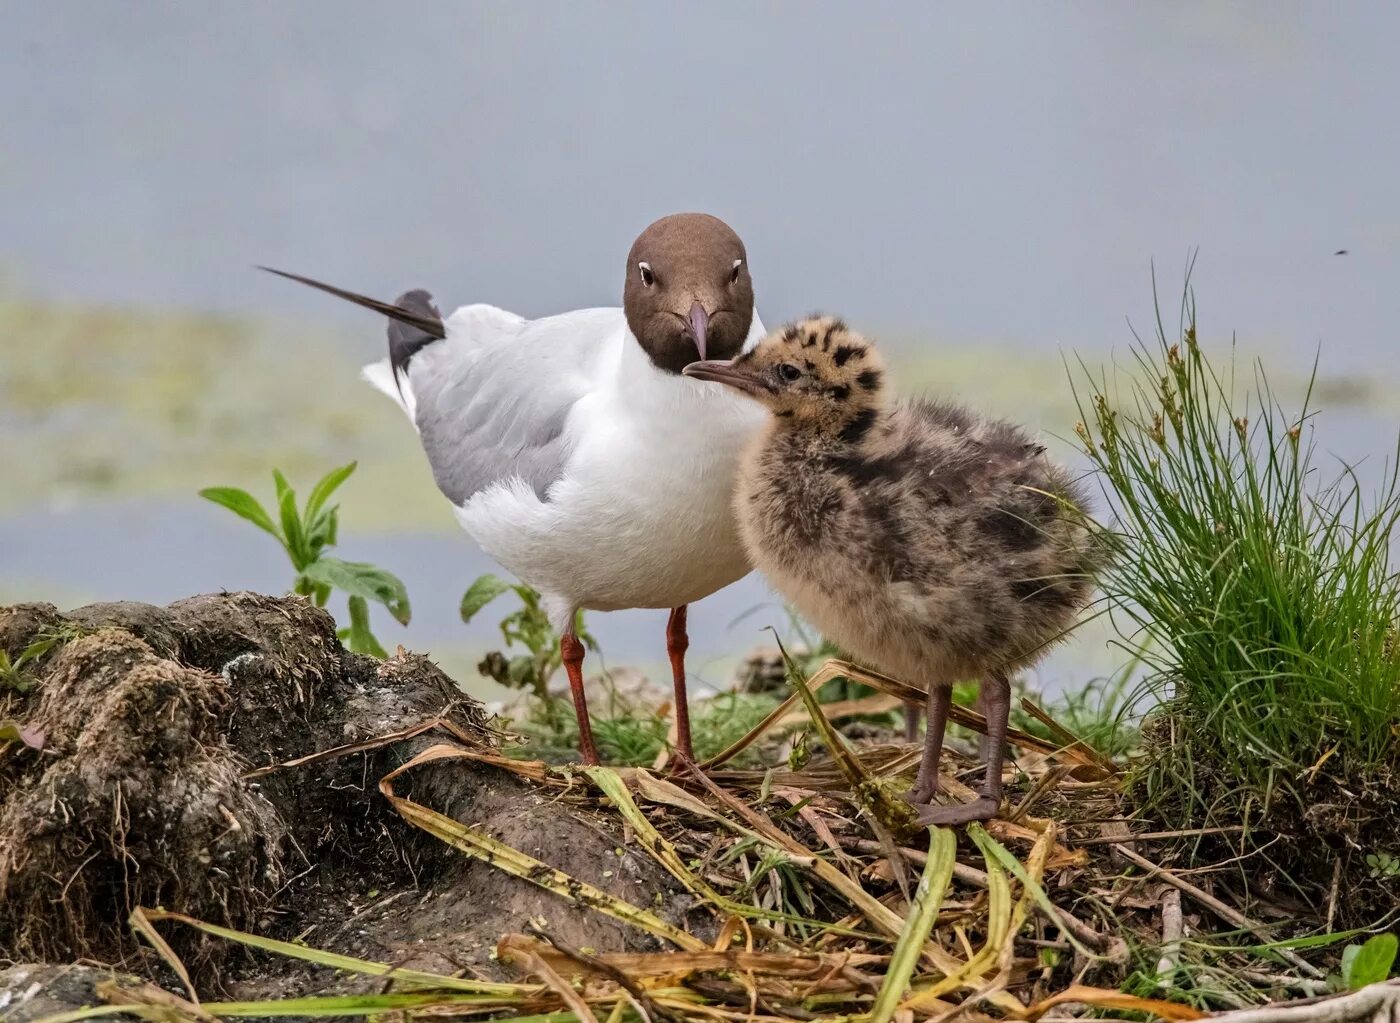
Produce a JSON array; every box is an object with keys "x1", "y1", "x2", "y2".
[
  {"x1": 976, "y1": 685, "x2": 992, "y2": 762},
  {"x1": 915, "y1": 670, "x2": 1009, "y2": 826},
  {"x1": 902, "y1": 700, "x2": 921, "y2": 742},
  {"x1": 561, "y1": 628, "x2": 599, "y2": 766},
  {"x1": 906, "y1": 683, "x2": 950, "y2": 805}
]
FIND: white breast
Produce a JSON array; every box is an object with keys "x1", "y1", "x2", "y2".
[{"x1": 454, "y1": 324, "x2": 766, "y2": 628}]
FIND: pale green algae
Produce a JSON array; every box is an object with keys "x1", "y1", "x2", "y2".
[
  {"x1": 3, "y1": 296, "x2": 1391, "y2": 529},
  {"x1": 0, "y1": 296, "x2": 447, "y2": 528}
]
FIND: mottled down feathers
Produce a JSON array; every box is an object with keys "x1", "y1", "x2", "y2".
[{"x1": 727, "y1": 316, "x2": 1099, "y2": 686}]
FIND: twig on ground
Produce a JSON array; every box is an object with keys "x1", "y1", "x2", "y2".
[
  {"x1": 1326, "y1": 856, "x2": 1343, "y2": 934},
  {"x1": 1235, "y1": 969, "x2": 1331, "y2": 998},
  {"x1": 525, "y1": 924, "x2": 677, "y2": 1023},
  {"x1": 1205, "y1": 980, "x2": 1400, "y2": 1023},
  {"x1": 1114, "y1": 847, "x2": 1323, "y2": 979},
  {"x1": 1156, "y1": 889, "x2": 1183, "y2": 985},
  {"x1": 1069, "y1": 826, "x2": 1247, "y2": 846},
  {"x1": 838, "y1": 836, "x2": 990, "y2": 889}
]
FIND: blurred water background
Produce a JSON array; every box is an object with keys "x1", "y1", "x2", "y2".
[{"x1": 2, "y1": 3, "x2": 1397, "y2": 700}]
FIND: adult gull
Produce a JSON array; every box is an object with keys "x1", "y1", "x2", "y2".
[{"x1": 263, "y1": 213, "x2": 767, "y2": 765}]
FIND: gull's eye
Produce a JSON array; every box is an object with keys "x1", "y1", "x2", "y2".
[
  {"x1": 729, "y1": 258, "x2": 743, "y2": 285},
  {"x1": 777, "y1": 363, "x2": 801, "y2": 382},
  {"x1": 638, "y1": 262, "x2": 655, "y2": 287}
]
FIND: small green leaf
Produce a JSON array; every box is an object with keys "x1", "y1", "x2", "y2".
[
  {"x1": 17, "y1": 634, "x2": 62, "y2": 668},
  {"x1": 302, "y1": 558, "x2": 411, "y2": 625},
  {"x1": 306, "y1": 504, "x2": 340, "y2": 553},
  {"x1": 199, "y1": 487, "x2": 284, "y2": 544},
  {"x1": 304, "y1": 461, "x2": 357, "y2": 525},
  {"x1": 0, "y1": 650, "x2": 22, "y2": 692},
  {"x1": 342, "y1": 595, "x2": 389, "y2": 658},
  {"x1": 1344, "y1": 933, "x2": 1397, "y2": 990},
  {"x1": 1341, "y1": 943, "x2": 1360, "y2": 989},
  {"x1": 460, "y1": 574, "x2": 513, "y2": 623},
  {"x1": 273, "y1": 470, "x2": 308, "y2": 568},
  {"x1": 0, "y1": 719, "x2": 45, "y2": 750}
]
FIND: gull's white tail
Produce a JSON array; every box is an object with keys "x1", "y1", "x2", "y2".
[{"x1": 361, "y1": 359, "x2": 418, "y2": 422}]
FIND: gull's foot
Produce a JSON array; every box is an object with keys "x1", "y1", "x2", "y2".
[
  {"x1": 904, "y1": 778, "x2": 941, "y2": 805},
  {"x1": 667, "y1": 750, "x2": 704, "y2": 780},
  {"x1": 912, "y1": 796, "x2": 999, "y2": 827}
]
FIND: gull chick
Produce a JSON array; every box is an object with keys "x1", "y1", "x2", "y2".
[
  {"x1": 263, "y1": 213, "x2": 767, "y2": 766},
  {"x1": 684, "y1": 317, "x2": 1098, "y2": 824}
]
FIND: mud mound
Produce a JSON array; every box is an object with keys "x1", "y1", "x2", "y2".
[
  {"x1": 1, "y1": 624, "x2": 285, "y2": 962},
  {"x1": 0, "y1": 593, "x2": 689, "y2": 988}
]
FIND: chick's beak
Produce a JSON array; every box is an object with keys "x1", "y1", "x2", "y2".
[
  {"x1": 686, "y1": 301, "x2": 709, "y2": 361},
  {"x1": 682, "y1": 358, "x2": 768, "y2": 398}
]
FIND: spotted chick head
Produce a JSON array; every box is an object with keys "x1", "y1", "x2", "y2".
[{"x1": 683, "y1": 316, "x2": 887, "y2": 440}]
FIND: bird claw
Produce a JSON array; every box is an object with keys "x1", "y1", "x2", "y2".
[
  {"x1": 910, "y1": 796, "x2": 1000, "y2": 827},
  {"x1": 667, "y1": 751, "x2": 705, "y2": 781},
  {"x1": 904, "y1": 781, "x2": 940, "y2": 806}
]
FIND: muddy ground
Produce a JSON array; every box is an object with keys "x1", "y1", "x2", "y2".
[{"x1": 0, "y1": 593, "x2": 697, "y2": 1018}]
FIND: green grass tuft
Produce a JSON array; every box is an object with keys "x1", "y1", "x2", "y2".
[
  {"x1": 1072, "y1": 276, "x2": 1400, "y2": 900},
  {"x1": 508, "y1": 685, "x2": 781, "y2": 767}
]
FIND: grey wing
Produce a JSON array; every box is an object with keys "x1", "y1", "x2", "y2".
[{"x1": 405, "y1": 318, "x2": 594, "y2": 505}]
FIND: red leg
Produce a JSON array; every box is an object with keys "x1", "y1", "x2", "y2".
[
  {"x1": 561, "y1": 628, "x2": 599, "y2": 766},
  {"x1": 666, "y1": 605, "x2": 694, "y2": 762}
]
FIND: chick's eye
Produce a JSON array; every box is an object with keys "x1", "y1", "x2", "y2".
[
  {"x1": 777, "y1": 363, "x2": 801, "y2": 382},
  {"x1": 729, "y1": 259, "x2": 743, "y2": 285},
  {"x1": 638, "y1": 262, "x2": 655, "y2": 287}
]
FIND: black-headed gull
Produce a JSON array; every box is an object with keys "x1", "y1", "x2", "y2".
[{"x1": 263, "y1": 213, "x2": 766, "y2": 765}]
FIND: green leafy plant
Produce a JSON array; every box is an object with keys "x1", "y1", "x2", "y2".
[
  {"x1": 1340, "y1": 933, "x2": 1397, "y2": 990},
  {"x1": 200, "y1": 463, "x2": 410, "y2": 657},
  {"x1": 462, "y1": 575, "x2": 595, "y2": 708},
  {"x1": 0, "y1": 627, "x2": 79, "y2": 694},
  {"x1": 504, "y1": 669, "x2": 780, "y2": 767},
  {"x1": 462, "y1": 575, "x2": 776, "y2": 765},
  {"x1": 1367, "y1": 852, "x2": 1400, "y2": 880},
  {"x1": 1010, "y1": 666, "x2": 1142, "y2": 760}
]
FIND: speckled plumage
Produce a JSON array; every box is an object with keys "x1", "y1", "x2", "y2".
[{"x1": 685, "y1": 316, "x2": 1099, "y2": 823}]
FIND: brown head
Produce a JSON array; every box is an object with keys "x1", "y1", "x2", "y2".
[
  {"x1": 683, "y1": 316, "x2": 887, "y2": 441},
  {"x1": 623, "y1": 213, "x2": 755, "y2": 374}
]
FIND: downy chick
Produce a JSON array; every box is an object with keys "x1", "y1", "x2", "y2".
[{"x1": 684, "y1": 318, "x2": 1098, "y2": 824}]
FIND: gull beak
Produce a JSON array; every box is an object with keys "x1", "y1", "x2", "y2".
[
  {"x1": 682, "y1": 359, "x2": 769, "y2": 398},
  {"x1": 686, "y1": 301, "x2": 709, "y2": 361}
]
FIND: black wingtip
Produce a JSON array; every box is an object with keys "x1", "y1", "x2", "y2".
[
  {"x1": 257, "y1": 265, "x2": 446, "y2": 341},
  {"x1": 387, "y1": 289, "x2": 444, "y2": 400}
]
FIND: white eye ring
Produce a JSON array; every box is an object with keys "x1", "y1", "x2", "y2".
[
  {"x1": 730, "y1": 258, "x2": 743, "y2": 284},
  {"x1": 638, "y1": 261, "x2": 655, "y2": 286}
]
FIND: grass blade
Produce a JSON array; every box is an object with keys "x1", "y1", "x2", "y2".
[
  {"x1": 128, "y1": 907, "x2": 201, "y2": 1008},
  {"x1": 587, "y1": 767, "x2": 874, "y2": 939},
  {"x1": 868, "y1": 827, "x2": 956, "y2": 1023},
  {"x1": 380, "y1": 745, "x2": 705, "y2": 951},
  {"x1": 139, "y1": 909, "x2": 528, "y2": 994}
]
